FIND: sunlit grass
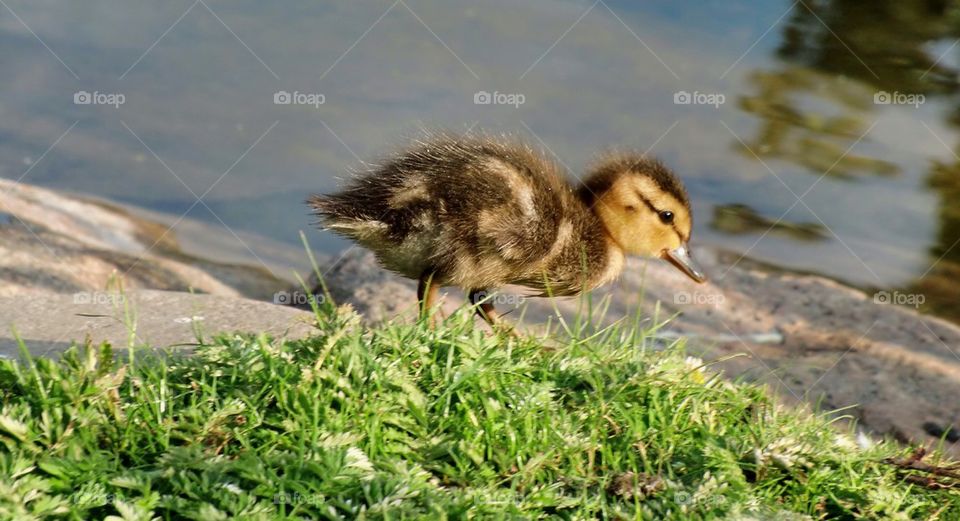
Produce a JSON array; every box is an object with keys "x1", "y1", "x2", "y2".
[{"x1": 1, "y1": 299, "x2": 958, "y2": 520}]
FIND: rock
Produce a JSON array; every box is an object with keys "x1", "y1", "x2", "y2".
[
  {"x1": 0, "y1": 289, "x2": 316, "y2": 360},
  {"x1": 313, "y1": 247, "x2": 420, "y2": 322},
  {"x1": 304, "y1": 247, "x2": 960, "y2": 456},
  {"x1": 0, "y1": 178, "x2": 287, "y2": 300}
]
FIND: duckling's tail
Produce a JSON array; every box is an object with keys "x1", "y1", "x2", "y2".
[
  {"x1": 306, "y1": 193, "x2": 335, "y2": 218},
  {"x1": 307, "y1": 194, "x2": 388, "y2": 241},
  {"x1": 307, "y1": 193, "x2": 357, "y2": 222}
]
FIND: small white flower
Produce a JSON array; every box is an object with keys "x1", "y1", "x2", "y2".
[
  {"x1": 346, "y1": 447, "x2": 375, "y2": 480},
  {"x1": 833, "y1": 433, "x2": 858, "y2": 451},
  {"x1": 221, "y1": 482, "x2": 243, "y2": 495}
]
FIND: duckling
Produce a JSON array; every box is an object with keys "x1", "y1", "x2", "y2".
[{"x1": 309, "y1": 135, "x2": 705, "y2": 329}]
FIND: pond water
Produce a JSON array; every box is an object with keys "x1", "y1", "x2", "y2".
[{"x1": 2, "y1": 0, "x2": 959, "y2": 321}]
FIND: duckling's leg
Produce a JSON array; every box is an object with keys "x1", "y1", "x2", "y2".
[
  {"x1": 417, "y1": 272, "x2": 439, "y2": 326},
  {"x1": 469, "y1": 289, "x2": 516, "y2": 336}
]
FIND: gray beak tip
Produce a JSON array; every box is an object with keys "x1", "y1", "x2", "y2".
[{"x1": 663, "y1": 245, "x2": 707, "y2": 284}]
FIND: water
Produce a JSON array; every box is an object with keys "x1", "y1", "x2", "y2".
[{"x1": 2, "y1": 0, "x2": 959, "y2": 321}]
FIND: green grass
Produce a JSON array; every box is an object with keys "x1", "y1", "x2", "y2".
[{"x1": 1, "y1": 301, "x2": 958, "y2": 520}]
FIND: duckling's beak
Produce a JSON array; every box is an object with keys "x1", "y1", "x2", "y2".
[{"x1": 663, "y1": 244, "x2": 707, "y2": 283}]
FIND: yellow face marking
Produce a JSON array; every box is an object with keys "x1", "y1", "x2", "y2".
[{"x1": 593, "y1": 174, "x2": 692, "y2": 257}]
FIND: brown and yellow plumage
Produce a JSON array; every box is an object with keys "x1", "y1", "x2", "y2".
[{"x1": 310, "y1": 134, "x2": 705, "y2": 329}]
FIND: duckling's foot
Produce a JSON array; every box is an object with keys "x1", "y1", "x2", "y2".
[
  {"x1": 469, "y1": 289, "x2": 518, "y2": 338},
  {"x1": 417, "y1": 271, "x2": 440, "y2": 328}
]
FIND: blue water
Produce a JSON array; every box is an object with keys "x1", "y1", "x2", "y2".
[{"x1": 2, "y1": 0, "x2": 957, "y2": 295}]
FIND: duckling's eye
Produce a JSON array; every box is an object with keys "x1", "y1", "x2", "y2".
[
  {"x1": 659, "y1": 210, "x2": 674, "y2": 224},
  {"x1": 625, "y1": 205, "x2": 636, "y2": 212}
]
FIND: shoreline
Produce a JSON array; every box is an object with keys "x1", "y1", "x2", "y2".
[{"x1": 3, "y1": 178, "x2": 960, "y2": 455}]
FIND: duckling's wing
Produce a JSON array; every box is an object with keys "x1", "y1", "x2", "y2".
[
  {"x1": 426, "y1": 154, "x2": 585, "y2": 290},
  {"x1": 310, "y1": 137, "x2": 587, "y2": 290}
]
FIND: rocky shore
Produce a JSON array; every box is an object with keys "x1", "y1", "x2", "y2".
[
  {"x1": 2, "y1": 178, "x2": 959, "y2": 455},
  {"x1": 0, "y1": 178, "x2": 288, "y2": 300}
]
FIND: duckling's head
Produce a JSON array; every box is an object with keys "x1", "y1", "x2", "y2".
[{"x1": 578, "y1": 154, "x2": 706, "y2": 283}]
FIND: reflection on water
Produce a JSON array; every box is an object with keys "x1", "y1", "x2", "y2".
[
  {"x1": 737, "y1": 67, "x2": 900, "y2": 179},
  {"x1": 711, "y1": 203, "x2": 827, "y2": 241},
  {"x1": 912, "y1": 161, "x2": 960, "y2": 322},
  {"x1": 740, "y1": 0, "x2": 960, "y2": 322},
  {"x1": 0, "y1": 0, "x2": 959, "y2": 322},
  {"x1": 776, "y1": 0, "x2": 960, "y2": 95}
]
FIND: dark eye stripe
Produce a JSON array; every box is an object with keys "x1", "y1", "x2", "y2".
[
  {"x1": 672, "y1": 225, "x2": 686, "y2": 243},
  {"x1": 633, "y1": 190, "x2": 660, "y2": 214},
  {"x1": 635, "y1": 190, "x2": 689, "y2": 242}
]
